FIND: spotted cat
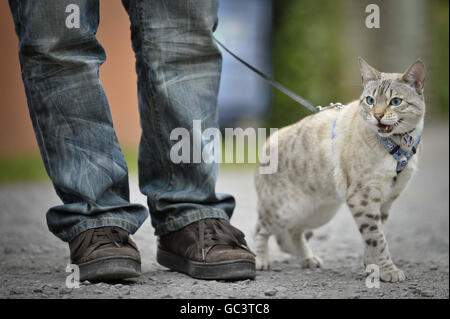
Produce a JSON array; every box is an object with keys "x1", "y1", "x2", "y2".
[{"x1": 254, "y1": 58, "x2": 425, "y2": 282}]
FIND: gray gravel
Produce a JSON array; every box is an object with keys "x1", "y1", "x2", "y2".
[{"x1": 0, "y1": 124, "x2": 448, "y2": 299}]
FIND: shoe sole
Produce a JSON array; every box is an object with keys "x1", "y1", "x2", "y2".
[
  {"x1": 157, "y1": 248, "x2": 256, "y2": 280},
  {"x1": 78, "y1": 256, "x2": 141, "y2": 282}
]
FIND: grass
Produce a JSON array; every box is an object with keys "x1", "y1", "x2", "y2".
[
  {"x1": 0, "y1": 144, "x2": 258, "y2": 184},
  {"x1": 0, "y1": 149, "x2": 142, "y2": 184},
  {"x1": 0, "y1": 153, "x2": 48, "y2": 184}
]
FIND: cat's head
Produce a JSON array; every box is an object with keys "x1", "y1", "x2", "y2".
[{"x1": 358, "y1": 57, "x2": 425, "y2": 137}]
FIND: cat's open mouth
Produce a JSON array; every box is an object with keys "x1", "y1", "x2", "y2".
[{"x1": 377, "y1": 123, "x2": 394, "y2": 133}]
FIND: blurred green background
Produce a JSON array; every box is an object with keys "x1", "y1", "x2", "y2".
[
  {"x1": 0, "y1": 0, "x2": 448, "y2": 183},
  {"x1": 269, "y1": 0, "x2": 449, "y2": 128}
]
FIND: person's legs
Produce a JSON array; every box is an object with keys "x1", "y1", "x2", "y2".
[
  {"x1": 122, "y1": 0, "x2": 255, "y2": 280},
  {"x1": 9, "y1": 0, "x2": 148, "y2": 243},
  {"x1": 122, "y1": 0, "x2": 234, "y2": 235}
]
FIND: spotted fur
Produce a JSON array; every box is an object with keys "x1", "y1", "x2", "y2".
[{"x1": 254, "y1": 58, "x2": 426, "y2": 283}]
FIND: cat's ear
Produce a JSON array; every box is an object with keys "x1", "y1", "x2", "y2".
[
  {"x1": 402, "y1": 59, "x2": 426, "y2": 94},
  {"x1": 358, "y1": 57, "x2": 381, "y2": 85}
]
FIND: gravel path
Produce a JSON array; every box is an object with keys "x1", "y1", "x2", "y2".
[{"x1": 0, "y1": 124, "x2": 448, "y2": 299}]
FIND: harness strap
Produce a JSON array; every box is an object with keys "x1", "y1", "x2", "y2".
[
  {"x1": 331, "y1": 111, "x2": 421, "y2": 187},
  {"x1": 389, "y1": 145, "x2": 400, "y2": 155},
  {"x1": 376, "y1": 134, "x2": 422, "y2": 179},
  {"x1": 331, "y1": 113, "x2": 340, "y2": 154}
]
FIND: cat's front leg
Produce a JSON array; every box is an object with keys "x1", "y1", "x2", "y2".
[{"x1": 347, "y1": 193, "x2": 406, "y2": 283}]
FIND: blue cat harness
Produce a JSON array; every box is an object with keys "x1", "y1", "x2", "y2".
[
  {"x1": 375, "y1": 133, "x2": 421, "y2": 175},
  {"x1": 331, "y1": 110, "x2": 421, "y2": 186}
]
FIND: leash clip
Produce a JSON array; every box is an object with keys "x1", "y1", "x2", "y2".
[{"x1": 316, "y1": 102, "x2": 344, "y2": 112}]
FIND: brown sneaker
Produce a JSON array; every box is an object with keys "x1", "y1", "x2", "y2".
[
  {"x1": 157, "y1": 218, "x2": 255, "y2": 280},
  {"x1": 69, "y1": 226, "x2": 141, "y2": 282}
]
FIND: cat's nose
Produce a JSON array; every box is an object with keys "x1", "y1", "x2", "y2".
[{"x1": 374, "y1": 113, "x2": 384, "y2": 122}]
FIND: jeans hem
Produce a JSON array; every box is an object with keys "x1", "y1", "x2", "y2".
[
  {"x1": 154, "y1": 208, "x2": 230, "y2": 236},
  {"x1": 53, "y1": 218, "x2": 140, "y2": 242}
]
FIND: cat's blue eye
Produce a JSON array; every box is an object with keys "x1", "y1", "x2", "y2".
[
  {"x1": 366, "y1": 96, "x2": 375, "y2": 105},
  {"x1": 390, "y1": 98, "x2": 403, "y2": 106}
]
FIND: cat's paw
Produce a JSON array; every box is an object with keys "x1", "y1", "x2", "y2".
[
  {"x1": 255, "y1": 255, "x2": 270, "y2": 270},
  {"x1": 380, "y1": 267, "x2": 407, "y2": 282},
  {"x1": 300, "y1": 256, "x2": 323, "y2": 268}
]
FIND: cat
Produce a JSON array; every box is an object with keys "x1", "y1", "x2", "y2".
[{"x1": 253, "y1": 58, "x2": 425, "y2": 282}]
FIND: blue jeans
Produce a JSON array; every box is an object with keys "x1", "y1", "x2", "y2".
[{"x1": 9, "y1": 0, "x2": 235, "y2": 242}]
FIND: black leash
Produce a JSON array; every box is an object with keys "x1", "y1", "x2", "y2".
[{"x1": 213, "y1": 36, "x2": 318, "y2": 113}]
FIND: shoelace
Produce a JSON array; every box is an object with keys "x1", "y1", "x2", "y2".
[
  {"x1": 198, "y1": 219, "x2": 255, "y2": 261},
  {"x1": 91, "y1": 227, "x2": 128, "y2": 248},
  {"x1": 71, "y1": 227, "x2": 135, "y2": 261}
]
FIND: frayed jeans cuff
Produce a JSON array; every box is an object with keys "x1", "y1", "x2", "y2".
[
  {"x1": 53, "y1": 218, "x2": 140, "y2": 242},
  {"x1": 154, "y1": 208, "x2": 230, "y2": 236}
]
